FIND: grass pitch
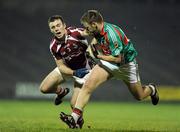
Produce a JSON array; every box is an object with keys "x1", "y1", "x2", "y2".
[{"x1": 0, "y1": 100, "x2": 179, "y2": 132}]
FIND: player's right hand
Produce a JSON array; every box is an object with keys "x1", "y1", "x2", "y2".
[
  {"x1": 73, "y1": 68, "x2": 89, "y2": 78},
  {"x1": 91, "y1": 44, "x2": 98, "y2": 58}
]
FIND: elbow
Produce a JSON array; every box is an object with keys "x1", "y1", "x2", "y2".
[{"x1": 114, "y1": 55, "x2": 123, "y2": 63}]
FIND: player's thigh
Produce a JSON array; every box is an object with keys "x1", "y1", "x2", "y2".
[
  {"x1": 83, "y1": 65, "x2": 109, "y2": 91},
  {"x1": 40, "y1": 68, "x2": 64, "y2": 91}
]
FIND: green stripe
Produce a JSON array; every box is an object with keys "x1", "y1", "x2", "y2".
[{"x1": 106, "y1": 25, "x2": 118, "y2": 43}]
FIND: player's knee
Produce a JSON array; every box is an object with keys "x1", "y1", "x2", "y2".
[
  {"x1": 131, "y1": 90, "x2": 144, "y2": 101},
  {"x1": 39, "y1": 84, "x2": 47, "y2": 94},
  {"x1": 81, "y1": 76, "x2": 99, "y2": 95},
  {"x1": 82, "y1": 83, "x2": 94, "y2": 95},
  {"x1": 134, "y1": 95, "x2": 144, "y2": 101}
]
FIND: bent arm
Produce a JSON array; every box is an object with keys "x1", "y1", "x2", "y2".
[
  {"x1": 97, "y1": 54, "x2": 122, "y2": 64},
  {"x1": 55, "y1": 59, "x2": 74, "y2": 76}
]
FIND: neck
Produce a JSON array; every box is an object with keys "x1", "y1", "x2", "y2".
[
  {"x1": 64, "y1": 29, "x2": 67, "y2": 35},
  {"x1": 97, "y1": 22, "x2": 104, "y2": 32}
]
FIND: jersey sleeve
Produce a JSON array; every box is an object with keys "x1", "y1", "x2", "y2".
[
  {"x1": 106, "y1": 26, "x2": 123, "y2": 56},
  {"x1": 50, "y1": 48, "x2": 61, "y2": 60},
  {"x1": 77, "y1": 28, "x2": 88, "y2": 46},
  {"x1": 76, "y1": 28, "x2": 85, "y2": 39},
  {"x1": 112, "y1": 24, "x2": 129, "y2": 45},
  {"x1": 68, "y1": 27, "x2": 88, "y2": 46},
  {"x1": 49, "y1": 39, "x2": 62, "y2": 60}
]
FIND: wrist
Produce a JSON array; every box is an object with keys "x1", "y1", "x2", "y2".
[{"x1": 97, "y1": 55, "x2": 103, "y2": 59}]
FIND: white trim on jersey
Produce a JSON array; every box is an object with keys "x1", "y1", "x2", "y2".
[
  {"x1": 106, "y1": 25, "x2": 118, "y2": 43},
  {"x1": 50, "y1": 39, "x2": 56, "y2": 50},
  {"x1": 56, "y1": 44, "x2": 62, "y2": 52},
  {"x1": 69, "y1": 28, "x2": 83, "y2": 34},
  {"x1": 49, "y1": 39, "x2": 57, "y2": 60},
  {"x1": 66, "y1": 36, "x2": 78, "y2": 42},
  {"x1": 66, "y1": 35, "x2": 88, "y2": 46},
  {"x1": 80, "y1": 39, "x2": 88, "y2": 46}
]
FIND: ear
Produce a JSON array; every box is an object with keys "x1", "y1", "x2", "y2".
[
  {"x1": 64, "y1": 23, "x2": 66, "y2": 28},
  {"x1": 91, "y1": 22, "x2": 97, "y2": 28},
  {"x1": 49, "y1": 27, "x2": 53, "y2": 33}
]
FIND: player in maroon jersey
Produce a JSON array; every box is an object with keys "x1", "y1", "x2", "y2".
[{"x1": 39, "y1": 15, "x2": 93, "y2": 113}]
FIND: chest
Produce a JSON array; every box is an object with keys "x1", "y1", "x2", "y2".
[
  {"x1": 96, "y1": 36, "x2": 111, "y2": 55},
  {"x1": 55, "y1": 36, "x2": 86, "y2": 57}
]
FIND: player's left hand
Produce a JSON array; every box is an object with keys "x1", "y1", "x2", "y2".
[{"x1": 73, "y1": 68, "x2": 89, "y2": 78}]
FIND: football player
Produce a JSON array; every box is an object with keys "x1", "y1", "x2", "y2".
[
  {"x1": 60, "y1": 10, "x2": 159, "y2": 129},
  {"x1": 39, "y1": 15, "x2": 93, "y2": 114}
]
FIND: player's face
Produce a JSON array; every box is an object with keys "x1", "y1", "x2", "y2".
[
  {"x1": 82, "y1": 22, "x2": 99, "y2": 36},
  {"x1": 49, "y1": 19, "x2": 66, "y2": 39}
]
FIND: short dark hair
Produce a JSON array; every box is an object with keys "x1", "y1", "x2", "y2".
[
  {"x1": 80, "y1": 10, "x2": 103, "y2": 24},
  {"x1": 48, "y1": 15, "x2": 65, "y2": 24}
]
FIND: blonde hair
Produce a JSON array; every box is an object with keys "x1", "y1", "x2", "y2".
[{"x1": 81, "y1": 10, "x2": 103, "y2": 24}]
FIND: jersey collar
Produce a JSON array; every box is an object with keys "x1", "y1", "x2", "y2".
[
  {"x1": 55, "y1": 35, "x2": 65, "y2": 45},
  {"x1": 100, "y1": 22, "x2": 106, "y2": 36}
]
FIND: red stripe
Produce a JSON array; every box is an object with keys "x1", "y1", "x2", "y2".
[
  {"x1": 123, "y1": 35, "x2": 128, "y2": 45},
  {"x1": 113, "y1": 26, "x2": 128, "y2": 45},
  {"x1": 104, "y1": 32, "x2": 109, "y2": 44},
  {"x1": 73, "y1": 108, "x2": 83, "y2": 115}
]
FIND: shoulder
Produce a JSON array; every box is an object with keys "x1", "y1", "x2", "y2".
[
  {"x1": 50, "y1": 37, "x2": 56, "y2": 44},
  {"x1": 104, "y1": 22, "x2": 115, "y2": 32},
  {"x1": 67, "y1": 26, "x2": 86, "y2": 39},
  {"x1": 49, "y1": 37, "x2": 57, "y2": 51},
  {"x1": 67, "y1": 26, "x2": 84, "y2": 35},
  {"x1": 67, "y1": 26, "x2": 84, "y2": 31}
]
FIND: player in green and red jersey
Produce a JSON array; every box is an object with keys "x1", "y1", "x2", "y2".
[{"x1": 59, "y1": 10, "x2": 159, "y2": 129}]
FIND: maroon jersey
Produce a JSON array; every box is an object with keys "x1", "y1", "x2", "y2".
[{"x1": 50, "y1": 27, "x2": 88, "y2": 70}]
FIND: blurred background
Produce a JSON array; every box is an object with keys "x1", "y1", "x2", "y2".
[{"x1": 0, "y1": 0, "x2": 180, "y2": 101}]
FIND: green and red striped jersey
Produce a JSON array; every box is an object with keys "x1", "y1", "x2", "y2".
[{"x1": 96, "y1": 22, "x2": 137, "y2": 63}]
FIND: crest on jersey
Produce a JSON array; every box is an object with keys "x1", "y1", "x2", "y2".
[{"x1": 114, "y1": 41, "x2": 119, "y2": 48}]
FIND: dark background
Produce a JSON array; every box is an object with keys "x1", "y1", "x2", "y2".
[{"x1": 0, "y1": 0, "x2": 180, "y2": 100}]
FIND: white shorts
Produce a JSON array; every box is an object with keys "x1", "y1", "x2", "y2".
[{"x1": 99, "y1": 60, "x2": 140, "y2": 83}]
